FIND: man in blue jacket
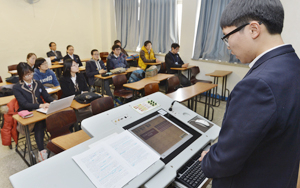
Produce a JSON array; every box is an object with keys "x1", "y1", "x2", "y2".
[
  {"x1": 33, "y1": 58, "x2": 60, "y2": 87},
  {"x1": 107, "y1": 44, "x2": 129, "y2": 72},
  {"x1": 199, "y1": 0, "x2": 300, "y2": 188}
]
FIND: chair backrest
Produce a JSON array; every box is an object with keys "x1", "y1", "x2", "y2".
[
  {"x1": 91, "y1": 97, "x2": 114, "y2": 115},
  {"x1": 167, "y1": 76, "x2": 180, "y2": 94},
  {"x1": 0, "y1": 76, "x2": 2, "y2": 83},
  {"x1": 112, "y1": 74, "x2": 127, "y2": 91},
  {"x1": 8, "y1": 64, "x2": 18, "y2": 71},
  {"x1": 191, "y1": 67, "x2": 200, "y2": 78},
  {"x1": 100, "y1": 52, "x2": 109, "y2": 63},
  {"x1": 144, "y1": 83, "x2": 159, "y2": 96},
  {"x1": 46, "y1": 110, "x2": 77, "y2": 139},
  {"x1": 158, "y1": 62, "x2": 166, "y2": 73}
]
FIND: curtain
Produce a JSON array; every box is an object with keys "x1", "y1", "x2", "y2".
[
  {"x1": 115, "y1": 0, "x2": 139, "y2": 51},
  {"x1": 192, "y1": 0, "x2": 239, "y2": 63},
  {"x1": 139, "y1": 0, "x2": 178, "y2": 53}
]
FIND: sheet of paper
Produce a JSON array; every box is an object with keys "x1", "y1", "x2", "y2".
[{"x1": 46, "y1": 88, "x2": 56, "y2": 93}]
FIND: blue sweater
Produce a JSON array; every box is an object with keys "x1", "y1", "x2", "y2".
[{"x1": 33, "y1": 69, "x2": 59, "y2": 87}]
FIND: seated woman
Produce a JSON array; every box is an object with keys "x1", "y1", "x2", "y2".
[
  {"x1": 63, "y1": 45, "x2": 82, "y2": 67},
  {"x1": 59, "y1": 59, "x2": 89, "y2": 98},
  {"x1": 138, "y1": 40, "x2": 161, "y2": 70},
  {"x1": 26, "y1": 53, "x2": 37, "y2": 69},
  {"x1": 13, "y1": 62, "x2": 53, "y2": 162}
]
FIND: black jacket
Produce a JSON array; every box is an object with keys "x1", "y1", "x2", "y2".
[
  {"x1": 59, "y1": 73, "x2": 89, "y2": 98},
  {"x1": 13, "y1": 80, "x2": 53, "y2": 111},
  {"x1": 47, "y1": 51, "x2": 63, "y2": 62},
  {"x1": 85, "y1": 60, "x2": 106, "y2": 86},
  {"x1": 63, "y1": 54, "x2": 82, "y2": 67},
  {"x1": 165, "y1": 52, "x2": 184, "y2": 74}
]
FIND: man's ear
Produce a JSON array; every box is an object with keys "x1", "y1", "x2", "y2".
[{"x1": 249, "y1": 21, "x2": 261, "y2": 39}]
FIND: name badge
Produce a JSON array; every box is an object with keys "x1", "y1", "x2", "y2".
[
  {"x1": 175, "y1": 62, "x2": 178, "y2": 65},
  {"x1": 39, "y1": 88, "x2": 42, "y2": 93}
]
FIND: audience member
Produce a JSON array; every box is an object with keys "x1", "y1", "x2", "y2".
[
  {"x1": 114, "y1": 40, "x2": 128, "y2": 57},
  {"x1": 107, "y1": 44, "x2": 129, "y2": 72},
  {"x1": 13, "y1": 62, "x2": 53, "y2": 162},
  {"x1": 63, "y1": 45, "x2": 82, "y2": 66},
  {"x1": 47, "y1": 42, "x2": 63, "y2": 62},
  {"x1": 138, "y1": 40, "x2": 161, "y2": 70},
  {"x1": 165, "y1": 43, "x2": 191, "y2": 87},
  {"x1": 26, "y1": 53, "x2": 37, "y2": 69},
  {"x1": 33, "y1": 58, "x2": 59, "y2": 87}
]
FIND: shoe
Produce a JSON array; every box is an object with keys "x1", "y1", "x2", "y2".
[{"x1": 38, "y1": 149, "x2": 48, "y2": 162}]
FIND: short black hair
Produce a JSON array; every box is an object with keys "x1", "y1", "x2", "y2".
[
  {"x1": 49, "y1": 42, "x2": 56, "y2": 47},
  {"x1": 112, "y1": 44, "x2": 121, "y2": 51},
  {"x1": 144, "y1": 40, "x2": 152, "y2": 47},
  {"x1": 63, "y1": 59, "x2": 73, "y2": 77},
  {"x1": 171, "y1": 43, "x2": 180, "y2": 49},
  {"x1": 114, "y1": 40, "x2": 121, "y2": 45},
  {"x1": 35, "y1": 58, "x2": 46, "y2": 69},
  {"x1": 17, "y1": 62, "x2": 33, "y2": 81},
  {"x1": 91, "y1": 49, "x2": 98, "y2": 55},
  {"x1": 220, "y1": 0, "x2": 284, "y2": 34}
]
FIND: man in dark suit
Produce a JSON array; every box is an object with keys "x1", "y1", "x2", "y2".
[
  {"x1": 85, "y1": 49, "x2": 113, "y2": 97},
  {"x1": 199, "y1": 0, "x2": 300, "y2": 188},
  {"x1": 46, "y1": 42, "x2": 63, "y2": 62},
  {"x1": 63, "y1": 45, "x2": 82, "y2": 67}
]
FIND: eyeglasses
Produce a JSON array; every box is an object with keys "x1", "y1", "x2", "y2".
[
  {"x1": 93, "y1": 53, "x2": 100, "y2": 56},
  {"x1": 221, "y1": 23, "x2": 250, "y2": 47},
  {"x1": 24, "y1": 73, "x2": 33, "y2": 78}
]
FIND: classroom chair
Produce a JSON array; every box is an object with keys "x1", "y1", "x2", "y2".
[
  {"x1": 100, "y1": 52, "x2": 109, "y2": 63},
  {"x1": 46, "y1": 110, "x2": 77, "y2": 155},
  {"x1": 8, "y1": 64, "x2": 18, "y2": 72},
  {"x1": 158, "y1": 62, "x2": 167, "y2": 73},
  {"x1": 144, "y1": 83, "x2": 159, "y2": 96},
  {"x1": 190, "y1": 67, "x2": 212, "y2": 84},
  {"x1": 112, "y1": 74, "x2": 133, "y2": 103},
  {"x1": 91, "y1": 96, "x2": 114, "y2": 115},
  {"x1": 166, "y1": 75, "x2": 180, "y2": 94},
  {"x1": 0, "y1": 76, "x2": 2, "y2": 83}
]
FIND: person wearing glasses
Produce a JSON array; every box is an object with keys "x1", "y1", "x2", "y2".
[
  {"x1": 59, "y1": 59, "x2": 89, "y2": 98},
  {"x1": 47, "y1": 42, "x2": 63, "y2": 62},
  {"x1": 138, "y1": 40, "x2": 161, "y2": 70},
  {"x1": 85, "y1": 49, "x2": 113, "y2": 97},
  {"x1": 199, "y1": 0, "x2": 300, "y2": 188},
  {"x1": 26, "y1": 53, "x2": 37, "y2": 69},
  {"x1": 63, "y1": 45, "x2": 82, "y2": 67},
  {"x1": 33, "y1": 58, "x2": 60, "y2": 87},
  {"x1": 106, "y1": 44, "x2": 129, "y2": 72},
  {"x1": 13, "y1": 62, "x2": 54, "y2": 162}
]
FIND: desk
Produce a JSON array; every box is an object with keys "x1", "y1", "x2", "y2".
[
  {"x1": 80, "y1": 59, "x2": 90, "y2": 62},
  {"x1": 8, "y1": 70, "x2": 17, "y2": 75},
  {"x1": 10, "y1": 92, "x2": 220, "y2": 188},
  {"x1": 13, "y1": 107, "x2": 73, "y2": 166},
  {"x1": 49, "y1": 64, "x2": 64, "y2": 77},
  {"x1": 78, "y1": 66, "x2": 85, "y2": 72},
  {"x1": 171, "y1": 65, "x2": 195, "y2": 85},
  {"x1": 51, "y1": 130, "x2": 90, "y2": 150},
  {"x1": 205, "y1": 70, "x2": 232, "y2": 106},
  {"x1": 0, "y1": 81, "x2": 13, "y2": 87},
  {"x1": 0, "y1": 95, "x2": 15, "y2": 106},
  {"x1": 123, "y1": 78, "x2": 159, "y2": 99},
  {"x1": 166, "y1": 82, "x2": 217, "y2": 120},
  {"x1": 94, "y1": 67, "x2": 141, "y2": 95}
]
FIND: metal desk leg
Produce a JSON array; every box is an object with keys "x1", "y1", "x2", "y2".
[
  {"x1": 207, "y1": 89, "x2": 214, "y2": 121},
  {"x1": 74, "y1": 109, "x2": 80, "y2": 131},
  {"x1": 177, "y1": 70, "x2": 182, "y2": 86},
  {"x1": 204, "y1": 92, "x2": 208, "y2": 118},
  {"x1": 194, "y1": 95, "x2": 198, "y2": 113},
  {"x1": 101, "y1": 79, "x2": 105, "y2": 95},
  {"x1": 211, "y1": 77, "x2": 220, "y2": 107},
  {"x1": 25, "y1": 125, "x2": 36, "y2": 166}
]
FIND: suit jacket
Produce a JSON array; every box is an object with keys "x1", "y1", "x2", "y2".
[
  {"x1": 202, "y1": 45, "x2": 300, "y2": 188},
  {"x1": 63, "y1": 54, "x2": 82, "y2": 67},
  {"x1": 85, "y1": 60, "x2": 106, "y2": 86},
  {"x1": 165, "y1": 51, "x2": 184, "y2": 74},
  {"x1": 47, "y1": 51, "x2": 63, "y2": 62},
  {"x1": 13, "y1": 80, "x2": 53, "y2": 111},
  {"x1": 59, "y1": 73, "x2": 89, "y2": 98}
]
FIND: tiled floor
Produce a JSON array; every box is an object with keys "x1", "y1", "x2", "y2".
[{"x1": 0, "y1": 98, "x2": 227, "y2": 188}]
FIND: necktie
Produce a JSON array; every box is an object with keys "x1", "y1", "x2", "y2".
[
  {"x1": 28, "y1": 84, "x2": 32, "y2": 90},
  {"x1": 53, "y1": 51, "x2": 58, "y2": 57}
]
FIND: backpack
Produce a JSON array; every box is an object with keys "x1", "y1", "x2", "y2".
[
  {"x1": 0, "y1": 88, "x2": 13, "y2": 97},
  {"x1": 74, "y1": 92, "x2": 102, "y2": 104},
  {"x1": 128, "y1": 69, "x2": 145, "y2": 83},
  {"x1": 145, "y1": 66, "x2": 158, "y2": 78},
  {"x1": 5, "y1": 76, "x2": 19, "y2": 83}
]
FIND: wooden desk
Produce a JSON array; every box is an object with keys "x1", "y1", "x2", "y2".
[
  {"x1": 79, "y1": 66, "x2": 85, "y2": 72},
  {"x1": 0, "y1": 82, "x2": 13, "y2": 87},
  {"x1": 166, "y1": 82, "x2": 217, "y2": 120},
  {"x1": 171, "y1": 65, "x2": 196, "y2": 85},
  {"x1": 46, "y1": 86, "x2": 61, "y2": 94},
  {"x1": 0, "y1": 95, "x2": 15, "y2": 106},
  {"x1": 81, "y1": 59, "x2": 90, "y2": 62},
  {"x1": 144, "y1": 62, "x2": 161, "y2": 66},
  {"x1": 123, "y1": 78, "x2": 159, "y2": 99},
  {"x1": 51, "y1": 130, "x2": 90, "y2": 150},
  {"x1": 13, "y1": 107, "x2": 73, "y2": 166},
  {"x1": 94, "y1": 67, "x2": 141, "y2": 95},
  {"x1": 205, "y1": 70, "x2": 232, "y2": 106},
  {"x1": 146, "y1": 73, "x2": 173, "y2": 82},
  {"x1": 52, "y1": 61, "x2": 63, "y2": 65},
  {"x1": 49, "y1": 65, "x2": 64, "y2": 77}
]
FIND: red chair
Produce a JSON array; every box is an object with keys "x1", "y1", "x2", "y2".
[
  {"x1": 91, "y1": 97, "x2": 114, "y2": 115},
  {"x1": 166, "y1": 76, "x2": 180, "y2": 94},
  {"x1": 190, "y1": 67, "x2": 212, "y2": 84},
  {"x1": 100, "y1": 52, "x2": 109, "y2": 63},
  {"x1": 144, "y1": 83, "x2": 159, "y2": 96},
  {"x1": 112, "y1": 74, "x2": 133, "y2": 103}
]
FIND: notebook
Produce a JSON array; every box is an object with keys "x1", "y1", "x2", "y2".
[{"x1": 36, "y1": 95, "x2": 75, "y2": 115}]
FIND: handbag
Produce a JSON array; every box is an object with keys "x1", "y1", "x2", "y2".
[
  {"x1": 0, "y1": 88, "x2": 13, "y2": 97},
  {"x1": 5, "y1": 76, "x2": 19, "y2": 83},
  {"x1": 74, "y1": 92, "x2": 102, "y2": 104}
]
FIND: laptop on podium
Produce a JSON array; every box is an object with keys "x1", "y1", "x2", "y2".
[{"x1": 36, "y1": 95, "x2": 75, "y2": 115}]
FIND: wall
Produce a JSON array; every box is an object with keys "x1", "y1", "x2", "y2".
[{"x1": 0, "y1": 0, "x2": 116, "y2": 79}]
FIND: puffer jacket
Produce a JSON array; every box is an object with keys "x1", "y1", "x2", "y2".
[{"x1": 1, "y1": 98, "x2": 19, "y2": 146}]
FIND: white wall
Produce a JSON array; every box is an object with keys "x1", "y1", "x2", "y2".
[{"x1": 0, "y1": 0, "x2": 116, "y2": 79}]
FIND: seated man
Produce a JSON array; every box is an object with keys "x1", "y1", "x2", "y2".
[
  {"x1": 107, "y1": 44, "x2": 129, "y2": 72},
  {"x1": 114, "y1": 40, "x2": 128, "y2": 58},
  {"x1": 63, "y1": 45, "x2": 82, "y2": 67},
  {"x1": 85, "y1": 49, "x2": 113, "y2": 97},
  {"x1": 138, "y1": 40, "x2": 161, "y2": 70},
  {"x1": 47, "y1": 42, "x2": 63, "y2": 62},
  {"x1": 165, "y1": 43, "x2": 191, "y2": 87}
]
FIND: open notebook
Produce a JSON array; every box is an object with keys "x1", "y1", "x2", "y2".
[{"x1": 36, "y1": 95, "x2": 74, "y2": 115}]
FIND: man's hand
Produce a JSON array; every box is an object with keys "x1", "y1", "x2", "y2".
[
  {"x1": 199, "y1": 150, "x2": 210, "y2": 161},
  {"x1": 156, "y1": 59, "x2": 161, "y2": 63},
  {"x1": 182, "y1": 63, "x2": 189, "y2": 68},
  {"x1": 39, "y1": 103, "x2": 50, "y2": 109},
  {"x1": 99, "y1": 69, "x2": 107, "y2": 74},
  {"x1": 50, "y1": 56, "x2": 56, "y2": 60}
]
